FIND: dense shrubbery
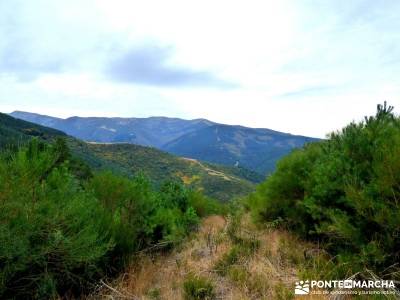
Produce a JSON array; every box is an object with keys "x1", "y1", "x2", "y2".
[
  {"x1": 0, "y1": 139, "x2": 220, "y2": 299},
  {"x1": 249, "y1": 103, "x2": 400, "y2": 277}
]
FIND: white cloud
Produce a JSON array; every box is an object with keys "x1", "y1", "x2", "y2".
[{"x1": 0, "y1": 0, "x2": 399, "y2": 137}]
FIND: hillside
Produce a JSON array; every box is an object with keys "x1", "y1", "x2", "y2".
[
  {"x1": 0, "y1": 112, "x2": 67, "y2": 147},
  {"x1": 94, "y1": 214, "x2": 321, "y2": 299},
  {"x1": 95, "y1": 103, "x2": 400, "y2": 300},
  {"x1": 162, "y1": 124, "x2": 317, "y2": 174},
  {"x1": 0, "y1": 113, "x2": 257, "y2": 201},
  {"x1": 82, "y1": 143, "x2": 257, "y2": 201},
  {"x1": 0, "y1": 135, "x2": 226, "y2": 299},
  {"x1": 2, "y1": 105, "x2": 400, "y2": 299},
  {"x1": 248, "y1": 103, "x2": 400, "y2": 297},
  {"x1": 10, "y1": 111, "x2": 317, "y2": 174}
]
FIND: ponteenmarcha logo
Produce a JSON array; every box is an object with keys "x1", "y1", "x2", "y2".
[
  {"x1": 294, "y1": 279, "x2": 396, "y2": 296},
  {"x1": 295, "y1": 280, "x2": 310, "y2": 295}
]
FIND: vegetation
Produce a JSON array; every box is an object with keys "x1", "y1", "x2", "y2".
[
  {"x1": 163, "y1": 124, "x2": 317, "y2": 175},
  {"x1": 99, "y1": 213, "x2": 299, "y2": 299},
  {"x1": 183, "y1": 274, "x2": 215, "y2": 300},
  {"x1": 0, "y1": 139, "x2": 221, "y2": 299},
  {"x1": 249, "y1": 102, "x2": 400, "y2": 279},
  {"x1": 1, "y1": 113, "x2": 258, "y2": 202},
  {"x1": 2, "y1": 102, "x2": 400, "y2": 298},
  {"x1": 11, "y1": 111, "x2": 317, "y2": 176},
  {"x1": 81, "y1": 142, "x2": 256, "y2": 201},
  {"x1": 0, "y1": 112, "x2": 66, "y2": 148}
]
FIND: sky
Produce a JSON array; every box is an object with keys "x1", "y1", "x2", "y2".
[{"x1": 0, "y1": 0, "x2": 399, "y2": 138}]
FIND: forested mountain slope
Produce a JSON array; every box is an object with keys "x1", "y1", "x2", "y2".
[
  {"x1": 0, "y1": 113, "x2": 257, "y2": 200},
  {"x1": 162, "y1": 124, "x2": 316, "y2": 174},
  {"x1": 10, "y1": 111, "x2": 318, "y2": 174}
]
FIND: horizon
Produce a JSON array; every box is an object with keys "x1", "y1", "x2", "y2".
[
  {"x1": 8, "y1": 110, "x2": 320, "y2": 138},
  {"x1": 1, "y1": 1, "x2": 400, "y2": 138}
]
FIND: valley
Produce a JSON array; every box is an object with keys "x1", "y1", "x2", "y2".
[
  {"x1": 1, "y1": 104, "x2": 399, "y2": 299},
  {"x1": 0, "y1": 113, "x2": 258, "y2": 201},
  {"x1": 10, "y1": 111, "x2": 318, "y2": 175}
]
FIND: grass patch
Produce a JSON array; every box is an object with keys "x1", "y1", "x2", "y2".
[
  {"x1": 183, "y1": 274, "x2": 215, "y2": 300},
  {"x1": 274, "y1": 282, "x2": 294, "y2": 300},
  {"x1": 276, "y1": 234, "x2": 305, "y2": 267},
  {"x1": 214, "y1": 237, "x2": 259, "y2": 276}
]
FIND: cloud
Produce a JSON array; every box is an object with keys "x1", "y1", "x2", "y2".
[
  {"x1": 0, "y1": 42, "x2": 64, "y2": 81},
  {"x1": 279, "y1": 85, "x2": 341, "y2": 98},
  {"x1": 0, "y1": 1, "x2": 68, "y2": 81},
  {"x1": 0, "y1": 0, "x2": 399, "y2": 138},
  {"x1": 106, "y1": 45, "x2": 236, "y2": 88},
  {"x1": 0, "y1": 0, "x2": 113, "y2": 81}
]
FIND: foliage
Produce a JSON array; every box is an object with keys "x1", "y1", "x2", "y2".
[
  {"x1": 85, "y1": 143, "x2": 256, "y2": 201},
  {"x1": 183, "y1": 274, "x2": 215, "y2": 300},
  {"x1": 10, "y1": 111, "x2": 317, "y2": 176},
  {"x1": 0, "y1": 139, "x2": 221, "y2": 298},
  {"x1": 215, "y1": 212, "x2": 260, "y2": 277},
  {"x1": 1, "y1": 112, "x2": 257, "y2": 202},
  {"x1": 0, "y1": 140, "x2": 113, "y2": 299},
  {"x1": 0, "y1": 112, "x2": 66, "y2": 148},
  {"x1": 249, "y1": 102, "x2": 400, "y2": 277}
]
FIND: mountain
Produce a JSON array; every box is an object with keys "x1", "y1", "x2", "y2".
[
  {"x1": 0, "y1": 113, "x2": 257, "y2": 201},
  {"x1": 162, "y1": 124, "x2": 317, "y2": 174},
  {"x1": 0, "y1": 112, "x2": 67, "y2": 148},
  {"x1": 10, "y1": 111, "x2": 213, "y2": 147},
  {"x1": 9, "y1": 111, "x2": 318, "y2": 174}
]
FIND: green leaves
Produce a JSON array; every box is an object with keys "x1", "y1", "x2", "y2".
[
  {"x1": 0, "y1": 139, "x2": 219, "y2": 298},
  {"x1": 0, "y1": 142, "x2": 114, "y2": 298},
  {"x1": 249, "y1": 103, "x2": 400, "y2": 276}
]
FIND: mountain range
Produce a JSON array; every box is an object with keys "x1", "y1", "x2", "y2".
[
  {"x1": 0, "y1": 112, "x2": 259, "y2": 201},
  {"x1": 10, "y1": 111, "x2": 318, "y2": 174}
]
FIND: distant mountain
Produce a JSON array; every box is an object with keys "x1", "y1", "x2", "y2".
[
  {"x1": 10, "y1": 111, "x2": 212, "y2": 147},
  {"x1": 9, "y1": 111, "x2": 319, "y2": 174},
  {"x1": 1, "y1": 113, "x2": 257, "y2": 201},
  {"x1": 162, "y1": 124, "x2": 317, "y2": 174}
]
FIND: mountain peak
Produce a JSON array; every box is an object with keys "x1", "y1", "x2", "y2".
[{"x1": 8, "y1": 111, "x2": 318, "y2": 174}]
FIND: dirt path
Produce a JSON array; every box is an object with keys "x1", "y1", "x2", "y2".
[{"x1": 94, "y1": 215, "x2": 327, "y2": 300}]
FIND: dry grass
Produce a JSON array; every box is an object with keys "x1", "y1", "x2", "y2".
[{"x1": 91, "y1": 214, "x2": 329, "y2": 300}]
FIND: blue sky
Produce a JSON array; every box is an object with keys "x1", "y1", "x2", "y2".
[{"x1": 0, "y1": 0, "x2": 399, "y2": 137}]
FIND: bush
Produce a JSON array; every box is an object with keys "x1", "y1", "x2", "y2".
[
  {"x1": 88, "y1": 172, "x2": 156, "y2": 257},
  {"x1": 89, "y1": 174, "x2": 203, "y2": 253},
  {"x1": 0, "y1": 139, "x2": 204, "y2": 298},
  {"x1": 0, "y1": 141, "x2": 113, "y2": 298},
  {"x1": 183, "y1": 274, "x2": 215, "y2": 300},
  {"x1": 249, "y1": 102, "x2": 400, "y2": 277},
  {"x1": 187, "y1": 190, "x2": 225, "y2": 217}
]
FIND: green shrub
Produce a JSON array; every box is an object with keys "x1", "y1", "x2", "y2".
[
  {"x1": 249, "y1": 102, "x2": 400, "y2": 277},
  {"x1": 183, "y1": 274, "x2": 215, "y2": 300},
  {"x1": 0, "y1": 141, "x2": 113, "y2": 298},
  {"x1": 89, "y1": 174, "x2": 202, "y2": 252},
  {"x1": 187, "y1": 190, "x2": 224, "y2": 217},
  {"x1": 88, "y1": 172, "x2": 156, "y2": 256},
  {"x1": 0, "y1": 140, "x2": 204, "y2": 298}
]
